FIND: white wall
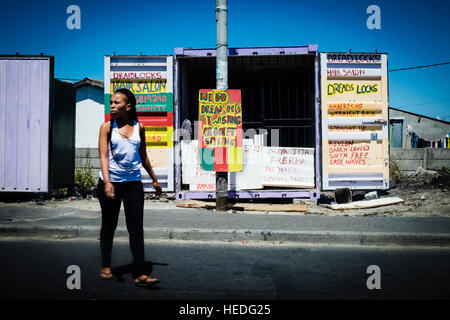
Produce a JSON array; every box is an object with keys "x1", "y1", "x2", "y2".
[{"x1": 75, "y1": 86, "x2": 104, "y2": 148}]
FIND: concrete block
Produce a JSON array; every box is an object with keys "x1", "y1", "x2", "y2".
[
  {"x1": 396, "y1": 159, "x2": 423, "y2": 171},
  {"x1": 75, "y1": 148, "x2": 99, "y2": 158},
  {"x1": 75, "y1": 158, "x2": 101, "y2": 168},
  {"x1": 428, "y1": 149, "x2": 450, "y2": 160},
  {"x1": 427, "y1": 160, "x2": 450, "y2": 170},
  {"x1": 390, "y1": 148, "x2": 425, "y2": 160}
]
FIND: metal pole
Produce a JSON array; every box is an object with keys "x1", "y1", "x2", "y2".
[{"x1": 215, "y1": 0, "x2": 228, "y2": 211}]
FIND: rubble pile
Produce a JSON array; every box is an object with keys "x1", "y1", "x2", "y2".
[{"x1": 400, "y1": 167, "x2": 449, "y2": 189}]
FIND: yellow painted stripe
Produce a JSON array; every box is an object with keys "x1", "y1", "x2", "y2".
[
  {"x1": 111, "y1": 80, "x2": 168, "y2": 94},
  {"x1": 144, "y1": 126, "x2": 173, "y2": 148},
  {"x1": 227, "y1": 147, "x2": 243, "y2": 172}
]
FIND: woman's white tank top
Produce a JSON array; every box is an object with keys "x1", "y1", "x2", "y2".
[{"x1": 99, "y1": 120, "x2": 142, "y2": 182}]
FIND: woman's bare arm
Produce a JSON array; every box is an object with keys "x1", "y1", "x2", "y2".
[
  {"x1": 138, "y1": 123, "x2": 162, "y2": 194},
  {"x1": 98, "y1": 122, "x2": 115, "y2": 198}
]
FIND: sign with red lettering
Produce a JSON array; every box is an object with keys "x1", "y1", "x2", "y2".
[
  {"x1": 327, "y1": 54, "x2": 382, "y2": 64},
  {"x1": 262, "y1": 147, "x2": 315, "y2": 188},
  {"x1": 320, "y1": 52, "x2": 389, "y2": 190},
  {"x1": 111, "y1": 71, "x2": 166, "y2": 80}
]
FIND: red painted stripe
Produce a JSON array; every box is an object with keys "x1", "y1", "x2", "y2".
[
  {"x1": 198, "y1": 121, "x2": 205, "y2": 148},
  {"x1": 138, "y1": 113, "x2": 173, "y2": 126},
  {"x1": 236, "y1": 126, "x2": 243, "y2": 147},
  {"x1": 105, "y1": 113, "x2": 173, "y2": 126},
  {"x1": 214, "y1": 147, "x2": 228, "y2": 172},
  {"x1": 228, "y1": 89, "x2": 241, "y2": 102}
]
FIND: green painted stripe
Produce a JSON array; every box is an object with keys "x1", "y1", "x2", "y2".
[
  {"x1": 146, "y1": 142, "x2": 169, "y2": 147},
  {"x1": 145, "y1": 127, "x2": 168, "y2": 132},
  {"x1": 104, "y1": 94, "x2": 111, "y2": 114},
  {"x1": 135, "y1": 93, "x2": 173, "y2": 112},
  {"x1": 199, "y1": 148, "x2": 215, "y2": 171},
  {"x1": 104, "y1": 93, "x2": 173, "y2": 113}
]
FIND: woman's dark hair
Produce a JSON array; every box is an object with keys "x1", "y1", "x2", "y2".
[{"x1": 108, "y1": 88, "x2": 138, "y2": 142}]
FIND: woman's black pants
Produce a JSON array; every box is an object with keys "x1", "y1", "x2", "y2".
[{"x1": 97, "y1": 179, "x2": 145, "y2": 275}]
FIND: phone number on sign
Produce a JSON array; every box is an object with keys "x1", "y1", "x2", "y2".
[{"x1": 136, "y1": 94, "x2": 167, "y2": 104}]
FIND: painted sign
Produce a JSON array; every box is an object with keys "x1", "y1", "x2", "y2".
[
  {"x1": 327, "y1": 67, "x2": 382, "y2": 78},
  {"x1": 181, "y1": 138, "x2": 316, "y2": 191},
  {"x1": 198, "y1": 89, "x2": 243, "y2": 172},
  {"x1": 111, "y1": 80, "x2": 167, "y2": 93},
  {"x1": 111, "y1": 71, "x2": 168, "y2": 80},
  {"x1": 104, "y1": 55, "x2": 174, "y2": 192},
  {"x1": 320, "y1": 53, "x2": 389, "y2": 190},
  {"x1": 326, "y1": 80, "x2": 382, "y2": 101},
  {"x1": 327, "y1": 54, "x2": 382, "y2": 64},
  {"x1": 184, "y1": 138, "x2": 264, "y2": 191},
  {"x1": 262, "y1": 147, "x2": 315, "y2": 188},
  {"x1": 108, "y1": 81, "x2": 173, "y2": 113}
]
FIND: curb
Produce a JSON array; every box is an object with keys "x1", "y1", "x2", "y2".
[{"x1": 0, "y1": 225, "x2": 450, "y2": 246}]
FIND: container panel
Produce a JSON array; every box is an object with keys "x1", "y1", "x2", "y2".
[
  {"x1": 320, "y1": 53, "x2": 389, "y2": 190},
  {"x1": 16, "y1": 61, "x2": 31, "y2": 191},
  {"x1": 4, "y1": 60, "x2": 19, "y2": 190},
  {"x1": 175, "y1": 46, "x2": 320, "y2": 199}
]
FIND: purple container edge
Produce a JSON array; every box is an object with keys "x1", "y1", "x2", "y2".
[{"x1": 173, "y1": 45, "x2": 321, "y2": 201}]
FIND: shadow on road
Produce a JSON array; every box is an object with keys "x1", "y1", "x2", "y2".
[{"x1": 111, "y1": 260, "x2": 168, "y2": 290}]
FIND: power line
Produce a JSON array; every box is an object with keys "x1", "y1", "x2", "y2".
[
  {"x1": 389, "y1": 61, "x2": 450, "y2": 72},
  {"x1": 395, "y1": 98, "x2": 450, "y2": 108},
  {"x1": 55, "y1": 77, "x2": 82, "y2": 82}
]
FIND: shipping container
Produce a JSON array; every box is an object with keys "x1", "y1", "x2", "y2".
[
  {"x1": 173, "y1": 45, "x2": 322, "y2": 200},
  {"x1": 0, "y1": 55, "x2": 76, "y2": 193},
  {"x1": 104, "y1": 48, "x2": 390, "y2": 200},
  {"x1": 104, "y1": 55, "x2": 174, "y2": 192}
]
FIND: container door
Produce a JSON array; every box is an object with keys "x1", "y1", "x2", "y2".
[
  {"x1": 0, "y1": 57, "x2": 51, "y2": 192},
  {"x1": 320, "y1": 53, "x2": 389, "y2": 190},
  {"x1": 104, "y1": 56, "x2": 174, "y2": 192},
  {"x1": 389, "y1": 119, "x2": 403, "y2": 148}
]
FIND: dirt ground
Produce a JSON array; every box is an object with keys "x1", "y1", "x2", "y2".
[
  {"x1": 310, "y1": 167, "x2": 450, "y2": 217},
  {"x1": 0, "y1": 168, "x2": 448, "y2": 218}
]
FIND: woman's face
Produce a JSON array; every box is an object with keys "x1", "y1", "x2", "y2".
[{"x1": 110, "y1": 92, "x2": 131, "y2": 119}]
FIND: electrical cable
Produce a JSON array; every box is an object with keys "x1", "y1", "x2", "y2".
[{"x1": 389, "y1": 61, "x2": 450, "y2": 72}]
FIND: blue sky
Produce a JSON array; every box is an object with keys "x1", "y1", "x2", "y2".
[{"x1": 0, "y1": 0, "x2": 449, "y2": 119}]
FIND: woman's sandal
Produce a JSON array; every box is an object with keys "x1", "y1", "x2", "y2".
[
  {"x1": 100, "y1": 271, "x2": 114, "y2": 280},
  {"x1": 134, "y1": 276, "x2": 160, "y2": 287}
]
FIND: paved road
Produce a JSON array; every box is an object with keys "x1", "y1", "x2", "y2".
[
  {"x1": 1, "y1": 206, "x2": 450, "y2": 246},
  {"x1": 0, "y1": 238, "x2": 449, "y2": 300}
]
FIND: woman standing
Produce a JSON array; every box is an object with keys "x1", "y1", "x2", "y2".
[{"x1": 97, "y1": 88, "x2": 162, "y2": 286}]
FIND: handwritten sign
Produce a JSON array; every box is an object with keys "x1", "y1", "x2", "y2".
[
  {"x1": 320, "y1": 52, "x2": 389, "y2": 190},
  {"x1": 110, "y1": 81, "x2": 173, "y2": 112},
  {"x1": 328, "y1": 103, "x2": 382, "y2": 112},
  {"x1": 327, "y1": 54, "x2": 381, "y2": 64},
  {"x1": 198, "y1": 89, "x2": 243, "y2": 172},
  {"x1": 112, "y1": 80, "x2": 167, "y2": 93},
  {"x1": 181, "y1": 136, "x2": 265, "y2": 191},
  {"x1": 262, "y1": 147, "x2": 315, "y2": 188},
  {"x1": 328, "y1": 125, "x2": 382, "y2": 133},
  {"x1": 327, "y1": 68, "x2": 381, "y2": 77},
  {"x1": 327, "y1": 81, "x2": 380, "y2": 97},
  {"x1": 328, "y1": 140, "x2": 382, "y2": 167},
  {"x1": 112, "y1": 72, "x2": 166, "y2": 80}
]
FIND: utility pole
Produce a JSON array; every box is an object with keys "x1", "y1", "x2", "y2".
[{"x1": 215, "y1": 0, "x2": 228, "y2": 211}]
